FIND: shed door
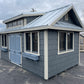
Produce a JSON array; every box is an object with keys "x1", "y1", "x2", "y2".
[{"x1": 9, "y1": 34, "x2": 22, "y2": 65}]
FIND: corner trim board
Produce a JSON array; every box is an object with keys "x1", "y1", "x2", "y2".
[
  {"x1": 79, "y1": 33, "x2": 80, "y2": 64},
  {"x1": 44, "y1": 30, "x2": 48, "y2": 80}
]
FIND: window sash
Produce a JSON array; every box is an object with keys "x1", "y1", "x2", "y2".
[
  {"x1": 67, "y1": 33, "x2": 73, "y2": 50},
  {"x1": 26, "y1": 33, "x2": 31, "y2": 51},
  {"x1": 25, "y1": 32, "x2": 39, "y2": 54},
  {"x1": 59, "y1": 32, "x2": 73, "y2": 53},
  {"x1": 59, "y1": 32, "x2": 66, "y2": 51},
  {"x1": 32, "y1": 32, "x2": 38, "y2": 52}
]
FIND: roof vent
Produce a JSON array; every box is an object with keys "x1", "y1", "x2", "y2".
[{"x1": 31, "y1": 8, "x2": 36, "y2": 12}]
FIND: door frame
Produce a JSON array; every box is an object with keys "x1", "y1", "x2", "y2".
[{"x1": 9, "y1": 34, "x2": 22, "y2": 67}]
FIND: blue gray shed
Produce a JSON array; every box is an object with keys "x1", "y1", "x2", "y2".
[{"x1": 0, "y1": 4, "x2": 83, "y2": 80}]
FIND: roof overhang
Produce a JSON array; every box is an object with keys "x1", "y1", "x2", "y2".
[
  {"x1": 3, "y1": 13, "x2": 44, "y2": 24},
  {"x1": 0, "y1": 25, "x2": 82, "y2": 34}
]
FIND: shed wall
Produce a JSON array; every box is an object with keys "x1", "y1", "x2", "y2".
[
  {"x1": 0, "y1": 31, "x2": 44, "y2": 78},
  {"x1": 48, "y1": 30, "x2": 79, "y2": 78},
  {"x1": 22, "y1": 31, "x2": 44, "y2": 77}
]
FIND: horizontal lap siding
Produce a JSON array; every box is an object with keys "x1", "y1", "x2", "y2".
[
  {"x1": 22, "y1": 31, "x2": 44, "y2": 77},
  {"x1": 48, "y1": 30, "x2": 79, "y2": 78},
  {"x1": 1, "y1": 35, "x2": 9, "y2": 61}
]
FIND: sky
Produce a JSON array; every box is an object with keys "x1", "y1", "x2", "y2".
[{"x1": 0, "y1": 0, "x2": 84, "y2": 29}]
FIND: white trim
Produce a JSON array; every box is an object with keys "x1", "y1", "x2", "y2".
[
  {"x1": 20, "y1": 35, "x2": 22, "y2": 67},
  {"x1": 66, "y1": 33, "x2": 67, "y2": 51},
  {"x1": 0, "y1": 25, "x2": 82, "y2": 34},
  {"x1": 80, "y1": 50, "x2": 84, "y2": 51},
  {"x1": 9, "y1": 35, "x2": 10, "y2": 60},
  {"x1": 72, "y1": 7, "x2": 84, "y2": 28},
  {"x1": 38, "y1": 32, "x2": 40, "y2": 55},
  {"x1": 30, "y1": 32, "x2": 32, "y2": 52},
  {"x1": 24, "y1": 33, "x2": 26, "y2": 53},
  {"x1": 3, "y1": 13, "x2": 44, "y2": 23},
  {"x1": 58, "y1": 32, "x2": 59, "y2": 54},
  {"x1": 58, "y1": 50, "x2": 74, "y2": 55},
  {"x1": 24, "y1": 31, "x2": 40, "y2": 55},
  {"x1": 44, "y1": 30, "x2": 48, "y2": 80},
  {"x1": 73, "y1": 32, "x2": 74, "y2": 51},
  {"x1": 58, "y1": 32, "x2": 74, "y2": 55},
  {"x1": 50, "y1": 26, "x2": 82, "y2": 32},
  {"x1": 79, "y1": 33, "x2": 80, "y2": 65}
]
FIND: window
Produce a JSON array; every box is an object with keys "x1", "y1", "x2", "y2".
[
  {"x1": 59, "y1": 32, "x2": 66, "y2": 51},
  {"x1": 2, "y1": 34, "x2": 7, "y2": 47},
  {"x1": 58, "y1": 32, "x2": 74, "y2": 54},
  {"x1": 27, "y1": 16, "x2": 39, "y2": 24},
  {"x1": 32, "y1": 32, "x2": 38, "y2": 52},
  {"x1": 17, "y1": 20, "x2": 22, "y2": 25},
  {"x1": 67, "y1": 33, "x2": 73, "y2": 50},
  {"x1": 25, "y1": 32, "x2": 39, "y2": 54},
  {"x1": 26, "y1": 33, "x2": 31, "y2": 51}
]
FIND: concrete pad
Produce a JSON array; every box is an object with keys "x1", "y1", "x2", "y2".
[{"x1": 0, "y1": 53, "x2": 84, "y2": 84}]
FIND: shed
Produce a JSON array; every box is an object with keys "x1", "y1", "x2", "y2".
[{"x1": 0, "y1": 4, "x2": 83, "y2": 80}]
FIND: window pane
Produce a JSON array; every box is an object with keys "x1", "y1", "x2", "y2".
[
  {"x1": 26, "y1": 33, "x2": 30, "y2": 51},
  {"x1": 2, "y1": 35, "x2": 4, "y2": 46},
  {"x1": 2, "y1": 34, "x2": 7, "y2": 47},
  {"x1": 59, "y1": 32, "x2": 66, "y2": 51},
  {"x1": 4, "y1": 35, "x2": 7, "y2": 47},
  {"x1": 32, "y1": 32, "x2": 38, "y2": 52},
  {"x1": 67, "y1": 33, "x2": 73, "y2": 49},
  {"x1": 18, "y1": 20, "x2": 22, "y2": 25},
  {"x1": 9, "y1": 23, "x2": 13, "y2": 27},
  {"x1": 13, "y1": 21, "x2": 17, "y2": 26}
]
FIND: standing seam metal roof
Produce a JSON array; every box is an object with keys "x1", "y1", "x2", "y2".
[
  {"x1": 0, "y1": 4, "x2": 83, "y2": 33},
  {"x1": 24, "y1": 5, "x2": 72, "y2": 28}
]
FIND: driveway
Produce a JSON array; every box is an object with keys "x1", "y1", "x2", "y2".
[{"x1": 0, "y1": 53, "x2": 84, "y2": 84}]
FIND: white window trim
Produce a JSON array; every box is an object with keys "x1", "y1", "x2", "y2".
[
  {"x1": 1, "y1": 34, "x2": 7, "y2": 48},
  {"x1": 79, "y1": 33, "x2": 80, "y2": 64},
  {"x1": 58, "y1": 32, "x2": 74, "y2": 55},
  {"x1": 24, "y1": 31, "x2": 40, "y2": 56}
]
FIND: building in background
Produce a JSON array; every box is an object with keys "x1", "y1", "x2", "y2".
[{"x1": 80, "y1": 33, "x2": 84, "y2": 52}]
